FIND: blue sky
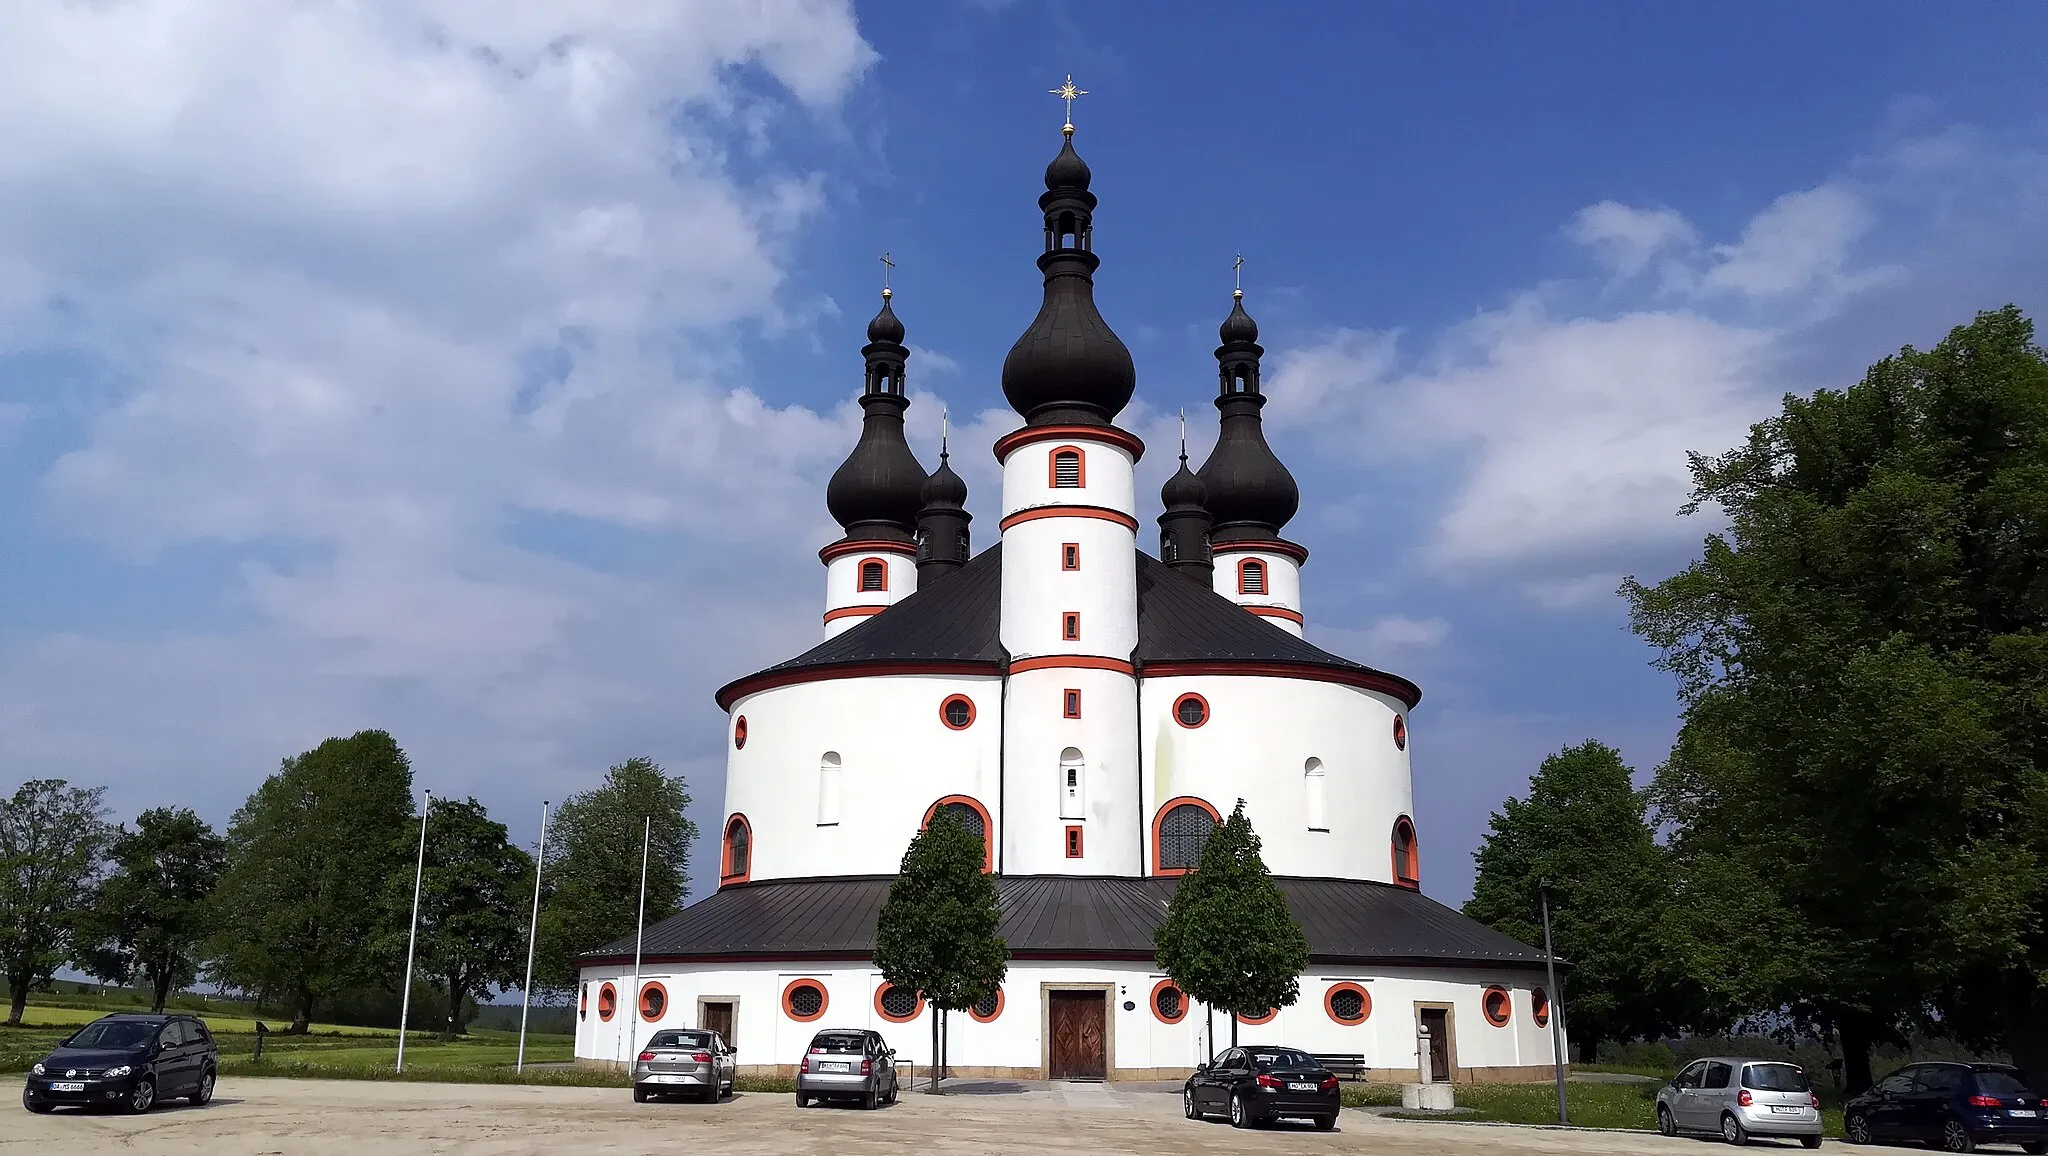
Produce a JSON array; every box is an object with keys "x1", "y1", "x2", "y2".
[{"x1": 3, "y1": 1, "x2": 2046, "y2": 904}]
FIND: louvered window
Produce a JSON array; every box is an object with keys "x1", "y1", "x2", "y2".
[
  {"x1": 859, "y1": 561, "x2": 885, "y2": 592},
  {"x1": 1052, "y1": 450, "x2": 1082, "y2": 487},
  {"x1": 1239, "y1": 560, "x2": 1266, "y2": 595}
]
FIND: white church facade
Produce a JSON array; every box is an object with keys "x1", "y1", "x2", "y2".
[{"x1": 574, "y1": 122, "x2": 1562, "y2": 1083}]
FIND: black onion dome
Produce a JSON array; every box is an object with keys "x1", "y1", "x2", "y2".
[
  {"x1": 1197, "y1": 291, "x2": 1298, "y2": 537},
  {"x1": 920, "y1": 450, "x2": 968, "y2": 509},
  {"x1": 1044, "y1": 134, "x2": 1092, "y2": 192},
  {"x1": 1218, "y1": 293, "x2": 1259, "y2": 344},
  {"x1": 1161, "y1": 455, "x2": 1207, "y2": 511},
  {"x1": 866, "y1": 292, "x2": 905, "y2": 344},
  {"x1": 826, "y1": 410, "x2": 926, "y2": 538}
]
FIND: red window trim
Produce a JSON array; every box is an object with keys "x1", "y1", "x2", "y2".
[
  {"x1": 1391, "y1": 815, "x2": 1419, "y2": 888},
  {"x1": 1324, "y1": 982, "x2": 1373, "y2": 1025},
  {"x1": 1532, "y1": 986, "x2": 1551, "y2": 1029},
  {"x1": 720, "y1": 813, "x2": 753, "y2": 885},
  {"x1": 1149, "y1": 978, "x2": 1188, "y2": 1024},
  {"x1": 638, "y1": 980, "x2": 668, "y2": 1023},
  {"x1": 1237, "y1": 557, "x2": 1266, "y2": 595},
  {"x1": 596, "y1": 981, "x2": 618, "y2": 1022},
  {"x1": 1393, "y1": 714, "x2": 1408, "y2": 751},
  {"x1": 1048, "y1": 445, "x2": 1087, "y2": 488},
  {"x1": 923, "y1": 795, "x2": 994, "y2": 872},
  {"x1": 967, "y1": 986, "x2": 1005, "y2": 1023},
  {"x1": 733, "y1": 716, "x2": 747, "y2": 750},
  {"x1": 1064, "y1": 824, "x2": 1084, "y2": 858},
  {"x1": 1236, "y1": 1007, "x2": 1278, "y2": 1026},
  {"x1": 1150, "y1": 796, "x2": 1222, "y2": 877},
  {"x1": 856, "y1": 557, "x2": 890, "y2": 593},
  {"x1": 1172, "y1": 692, "x2": 1210, "y2": 729},
  {"x1": 1063, "y1": 689, "x2": 1081, "y2": 719},
  {"x1": 781, "y1": 977, "x2": 829, "y2": 1023},
  {"x1": 1061, "y1": 611, "x2": 1080, "y2": 641},
  {"x1": 1061, "y1": 542, "x2": 1081, "y2": 571},
  {"x1": 1481, "y1": 985, "x2": 1512, "y2": 1028},
  {"x1": 873, "y1": 983, "x2": 925, "y2": 1024},
  {"x1": 939, "y1": 694, "x2": 977, "y2": 730}
]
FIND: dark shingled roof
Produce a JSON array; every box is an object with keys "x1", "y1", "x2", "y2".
[
  {"x1": 583, "y1": 874, "x2": 1551, "y2": 971},
  {"x1": 716, "y1": 545, "x2": 1419, "y2": 708}
]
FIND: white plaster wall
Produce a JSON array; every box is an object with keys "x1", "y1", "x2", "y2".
[
  {"x1": 1211, "y1": 547, "x2": 1303, "y2": 636},
  {"x1": 724, "y1": 674, "x2": 1004, "y2": 881},
  {"x1": 998, "y1": 436, "x2": 1138, "y2": 519},
  {"x1": 999, "y1": 517, "x2": 1138, "y2": 660},
  {"x1": 1002, "y1": 670, "x2": 1141, "y2": 876},
  {"x1": 1140, "y1": 674, "x2": 1413, "y2": 883},
  {"x1": 823, "y1": 548, "x2": 917, "y2": 637}
]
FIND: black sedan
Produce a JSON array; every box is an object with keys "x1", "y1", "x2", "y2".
[
  {"x1": 1843, "y1": 1062, "x2": 2046, "y2": 1153},
  {"x1": 21, "y1": 1014, "x2": 219, "y2": 1114},
  {"x1": 1184, "y1": 1046, "x2": 1341, "y2": 1130}
]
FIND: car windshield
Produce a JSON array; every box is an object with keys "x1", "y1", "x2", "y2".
[
  {"x1": 64, "y1": 1021, "x2": 158, "y2": 1049},
  {"x1": 1743, "y1": 1064, "x2": 1810, "y2": 1092},
  {"x1": 648, "y1": 1031, "x2": 711, "y2": 1049},
  {"x1": 810, "y1": 1033, "x2": 865, "y2": 1053},
  {"x1": 1249, "y1": 1049, "x2": 1316, "y2": 1070},
  {"x1": 1974, "y1": 1071, "x2": 2032, "y2": 1096}
]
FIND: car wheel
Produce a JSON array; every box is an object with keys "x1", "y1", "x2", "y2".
[
  {"x1": 1229, "y1": 1093, "x2": 1252, "y2": 1129},
  {"x1": 884, "y1": 1080, "x2": 897, "y2": 1106},
  {"x1": 1845, "y1": 1112, "x2": 1872, "y2": 1145},
  {"x1": 1941, "y1": 1118, "x2": 1975, "y2": 1153},
  {"x1": 127, "y1": 1079, "x2": 156, "y2": 1114},
  {"x1": 1658, "y1": 1105, "x2": 1678, "y2": 1137},
  {"x1": 795, "y1": 1092, "x2": 810, "y2": 1108},
  {"x1": 1722, "y1": 1113, "x2": 1748, "y2": 1146},
  {"x1": 1801, "y1": 1137, "x2": 1822, "y2": 1150},
  {"x1": 1183, "y1": 1087, "x2": 1200, "y2": 1120},
  {"x1": 190, "y1": 1068, "x2": 216, "y2": 1106},
  {"x1": 632, "y1": 1084, "x2": 649, "y2": 1103},
  {"x1": 23, "y1": 1087, "x2": 53, "y2": 1114},
  {"x1": 862, "y1": 1086, "x2": 880, "y2": 1111},
  {"x1": 1315, "y1": 1115, "x2": 1338, "y2": 1132}
]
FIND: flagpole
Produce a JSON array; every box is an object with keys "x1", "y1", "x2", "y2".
[
  {"x1": 624, "y1": 816, "x2": 650, "y2": 1062},
  {"x1": 396, "y1": 789, "x2": 431, "y2": 1073},
  {"x1": 516, "y1": 800, "x2": 550, "y2": 1073}
]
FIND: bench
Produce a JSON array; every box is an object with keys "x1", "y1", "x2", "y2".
[{"x1": 1315, "y1": 1054, "x2": 1368, "y2": 1082}]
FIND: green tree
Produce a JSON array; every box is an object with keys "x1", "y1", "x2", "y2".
[
  {"x1": 0, "y1": 780, "x2": 114, "y2": 1025},
  {"x1": 873, "y1": 807, "x2": 1007, "y2": 1092},
  {"x1": 208, "y1": 730, "x2": 417, "y2": 1032},
  {"x1": 1463, "y1": 741, "x2": 1678, "y2": 1062},
  {"x1": 1152, "y1": 800, "x2": 1309, "y2": 1049},
  {"x1": 76, "y1": 807, "x2": 228, "y2": 1013},
  {"x1": 383, "y1": 797, "x2": 532, "y2": 1037},
  {"x1": 1623, "y1": 306, "x2": 2048, "y2": 1090},
  {"x1": 534, "y1": 757, "x2": 695, "y2": 995}
]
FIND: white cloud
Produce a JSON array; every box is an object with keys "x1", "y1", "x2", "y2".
[
  {"x1": 1357, "y1": 615, "x2": 1449, "y2": 654},
  {"x1": 1566, "y1": 201, "x2": 1698, "y2": 278},
  {"x1": 908, "y1": 345, "x2": 962, "y2": 377},
  {"x1": 1698, "y1": 185, "x2": 1895, "y2": 299}
]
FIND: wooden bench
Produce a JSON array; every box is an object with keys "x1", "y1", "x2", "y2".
[{"x1": 1315, "y1": 1054, "x2": 1368, "y2": 1082}]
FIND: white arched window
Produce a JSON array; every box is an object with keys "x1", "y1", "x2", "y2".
[
  {"x1": 1059, "y1": 747, "x2": 1085, "y2": 820},
  {"x1": 1304, "y1": 757, "x2": 1327, "y2": 832},
  {"x1": 817, "y1": 752, "x2": 842, "y2": 826}
]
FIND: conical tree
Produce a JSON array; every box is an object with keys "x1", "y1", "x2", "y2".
[
  {"x1": 1153, "y1": 800, "x2": 1309, "y2": 1049},
  {"x1": 873, "y1": 807, "x2": 1007, "y2": 1092}
]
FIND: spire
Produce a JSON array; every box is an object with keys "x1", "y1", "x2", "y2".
[
  {"x1": 825, "y1": 284, "x2": 927, "y2": 543},
  {"x1": 1158, "y1": 409, "x2": 1214, "y2": 581},
  {"x1": 1196, "y1": 279, "x2": 1299, "y2": 543},
  {"x1": 916, "y1": 411, "x2": 972, "y2": 581},
  {"x1": 1000, "y1": 83, "x2": 1135, "y2": 427}
]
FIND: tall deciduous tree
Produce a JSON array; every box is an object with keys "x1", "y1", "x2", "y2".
[
  {"x1": 208, "y1": 730, "x2": 417, "y2": 1032},
  {"x1": 535, "y1": 757, "x2": 695, "y2": 995},
  {"x1": 873, "y1": 807, "x2": 1007, "y2": 1093},
  {"x1": 77, "y1": 807, "x2": 228, "y2": 1013},
  {"x1": 1624, "y1": 306, "x2": 2048, "y2": 1090},
  {"x1": 1464, "y1": 741, "x2": 1678, "y2": 1062},
  {"x1": 0, "y1": 780, "x2": 113, "y2": 1025},
  {"x1": 381, "y1": 797, "x2": 531, "y2": 1037},
  {"x1": 1153, "y1": 801, "x2": 1309, "y2": 1049}
]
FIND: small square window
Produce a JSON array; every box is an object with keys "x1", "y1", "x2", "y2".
[
  {"x1": 1065, "y1": 826, "x2": 1084, "y2": 858},
  {"x1": 1062, "y1": 543, "x2": 1080, "y2": 571},
  {"x1": 1061, "y1": 612, "x2": 1080, "y2": 641},
  {"x1": 1063, "y1": 689, "x2": 1081, "y2": 718}
]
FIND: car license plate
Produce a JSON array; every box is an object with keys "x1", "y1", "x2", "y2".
[
  {"x1": 2011, "y1": 1109, "x2": 2038, "y2": 1118},
  {"x1": 820, "y1": 1062, "x2": 850, "y2": 1072},
  {"x1": 50, "y1": 1082, "x2": 85, "y2": 1092},
  {"x1": 1288, "y1": 1082, "x2": 1317, "y2": 1092},
  {"x1": 1770, "y1": 1106, "x2": 1801, "y2": 1114}
]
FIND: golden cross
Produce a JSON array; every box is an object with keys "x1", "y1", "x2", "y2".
[
  {"x1": 1049, "y1": 75, "x2": 1088, "y2": 132},
  {"x1": 879, "y1": 251, "x2": 894, "y2": 297}
]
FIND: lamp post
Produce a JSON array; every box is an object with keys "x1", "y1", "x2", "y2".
[
  {"x1": 516, "y1": 799, "x2": 549, "y2": 1073},
  {"x1": 396, "y1": 789, "x2": 431, "y2": 1073},
  {"x1": 1540, "y1": 876, "x2": 1567, "y2": 1125},
  {"x1": 622, "y1": 816, "x2": 650, "y2": 1063}
]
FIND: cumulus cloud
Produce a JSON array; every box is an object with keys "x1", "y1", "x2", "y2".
[
  {"x1": 1566, "y1": 201, "x2": 1698, "y2": 278},
  {"x1": 1698, "y1": 185, "x2": 1896, "y2": 299}
]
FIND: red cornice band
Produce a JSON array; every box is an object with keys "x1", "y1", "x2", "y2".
[
  {"x1": 998, "y1": 504, "x2": 1141, "y2": 533},
  {"x1": 1010, "y1": 655, "x2": 1136, "y2": 676},
  {"x1": 1246, "y1": 606, "x2": 1306, "y2": 625},
  {"x1": 716, "y1": 660, "x2": 1005, "y2": 711},
  {"x1": 1209, "y1": 538, "x2": 1311, "y2": 564},
  {"x1": 993, "y1": 423, "x2": 1146, "y2": 464},
  {"x1": 819, "y1": 539, "x2": 917, "y2": 564},
  {"x1": 1142, "y1": 660, "x2": 1420, "y2": 708},
  {"x1": 822, "y1": 605, "x2": 888, "y2": 624}
]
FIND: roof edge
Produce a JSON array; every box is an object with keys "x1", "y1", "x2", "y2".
[{"x1": 715, "y1": 660, "x2": 1005, "y2": 712}]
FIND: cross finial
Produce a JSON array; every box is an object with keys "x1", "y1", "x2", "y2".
[
  {"x1": 1179, "y1": 408, "x2": 1188, "y2": 462},
  {"x1": 1233, "y1": 252, "x2": 1245, "y2": 300},
  {"x1": 1049, "y1": 75, "x2": 1088, "y2": 135},
  {"x1": 879, "y1": 251, "x2": 895, "y2": 299},
  {"x1": 940, "y1": 410, "x2": 950, "y2": 458}
]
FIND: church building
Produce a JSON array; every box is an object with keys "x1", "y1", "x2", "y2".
[{"x1": 575, "y1": 115, "x2": 1561, "y2": 1083}]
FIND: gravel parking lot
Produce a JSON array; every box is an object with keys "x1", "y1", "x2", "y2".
[{"x1": 5, "y1": 1078, "x2": 1777, "y2": 1155}]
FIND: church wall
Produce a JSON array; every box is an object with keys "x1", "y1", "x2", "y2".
[
  {"x1": 1139, "y1": 674, "x2": 1413, "y2": 883},
  {"x1": 723, "y1": 673, "x2": 1004, "y2": 882},
  {"x1": 1209, "y1": 546, "x2": 1304, "y2": 636},
  {"x1": 996, "y1": 436, "x2": 1139, "y2": 521},
  {"x1": 821, "y1": 548, "x2": 918, "y2": 636},
  {"x1": 1000, "y1": 668, "x2": 1141, "y2": 875}
]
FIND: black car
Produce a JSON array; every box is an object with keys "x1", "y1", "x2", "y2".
[
  {"x1": 21, "y1": 1013, "x2": 219, "y2": 1115},
  {"x1": 1844, "y1": 1062, "x2": 2046, "y2": 1153},
  {"x1": 1183, "y1": 1045, "x2": 1341, "y2": 1130}
]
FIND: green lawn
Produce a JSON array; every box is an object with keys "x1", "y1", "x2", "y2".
[{"x1": 1364, "y1": 1080, "x2": 1847, "y2": 1138}]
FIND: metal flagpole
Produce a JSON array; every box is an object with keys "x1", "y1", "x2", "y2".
[
  {"x1": 516, "y1": 800, "x2": 550, "y2": 1073},
  {"x1": 1540, "y1": 877, "x2": 1567, "y2": 1125},
  {"x1": 623, "y1": 816, "x2": 650, "y2": 1062},
  {"x1": 396, "y1": 789, "x2": 431, "y2": 1073}
]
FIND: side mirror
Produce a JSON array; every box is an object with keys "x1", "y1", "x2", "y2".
[{"x1": 1196, "y1": 1063, "x2": 1210, "y2": 1074}]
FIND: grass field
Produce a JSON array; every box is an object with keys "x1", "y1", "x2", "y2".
[{"x1": 1366, "y1": 1079, "x2": 1847, "y2": 1138}]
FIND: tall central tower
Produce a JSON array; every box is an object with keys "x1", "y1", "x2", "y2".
[{"x1": 996, "y1": 116, "x2": 1144, "y2": 876}]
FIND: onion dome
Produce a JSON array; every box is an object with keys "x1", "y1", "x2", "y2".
[
  {"x1": 826, "y1": 290, "x2": 927, "y2": 543},
  {"x1": 1161, "y1": 453, "x2": 1207, "y2": 511},
  {"x1": 1158, "y1": 415, "x2": 1214, "y2": 581},
  {"x1": 1196, "y1": 290, "x2": 1299, "y2": 541},
  {"x1": 915, "y1": 435, "x2": 973, "y2": 582},
  {"x1": 921, "y1": 449, "x2": 968, "y2": 509},
  {"x1": 999, "y1": 128, "x2": 1136, "y2": 426}
]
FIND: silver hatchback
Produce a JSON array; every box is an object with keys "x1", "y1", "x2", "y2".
[
  {"x1": 795, "y1": 1028, "x2": 899, "y2": 1110},
  {"x1": 1657, "y1": 1057, "x2": 1823, "y2": 1146},
  {"x1": 631, "y1": 1029, "x2": 735, "y2": 1103}
]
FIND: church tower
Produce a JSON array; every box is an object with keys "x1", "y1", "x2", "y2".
[
  {"x1": 821, "y1": 289, "x2": 927, "y2": 636},
  {"x1": 995, "y1": 102, "x2": 1144, "y2": 876}
]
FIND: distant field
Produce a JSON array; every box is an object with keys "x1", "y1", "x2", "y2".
[{"x1": 9, "y1": 1003, "x2": 392, "y2": 1036}]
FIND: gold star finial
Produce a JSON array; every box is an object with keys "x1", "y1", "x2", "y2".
[
  {"x1": 879, "y1": 251, "x2": 895, "y2": 298},
  {"x1": 1050, "y1": 75, "x2": 1088, "y2": 135},
  {"x1": 1233, "y1": 253, "x2": 1245, "y2": 299}
]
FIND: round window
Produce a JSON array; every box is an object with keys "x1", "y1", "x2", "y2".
[
  {"x1": 1151, "y1": 980, "x2": 1187, "y2": 1023},
  {"x1": 734, "y1": 716, "x2": 748, "y2": 750},
  {"x1": 639, "y1": 982, "x2": 667, "y2": 1022},
  {"x1": 1392, "y1": 714, "x2": 1406, "y2": 751},
  {"x1": 1173, "y1": 693, "x2": 1209, "y2": 729},
  {"x1": 596, "y1": 982, "x2": 617, "y2": 1022},
  {"x1": 940, "y1": 695, "x2": 975, "y2": 730},
  {"x1": 876, "y1": 984, "x2": 922, "y2": 1022},
  {"x1": 783, "y1": 979, "x2": 828, "y2": 1021},
  {"x1": 1532, "y1": 987, "x2": 1550, "y2": 1028},
  {"x1": 1482, "y1": 985, "x2": 1512, "y2": 1027},
  {"x1": 1325, "y1": 982, "x2": 1372, "y2": 1025},
  {"x1": 969, "y1": 989, "x2": 1003, "y2": 1023}
]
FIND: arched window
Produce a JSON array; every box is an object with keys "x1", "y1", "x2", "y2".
[
  {"x1": 721, "y1": 815, "x2": 752, "y2": 884},
  {"x1": 858, "y1": 558, "x2": 888, "y2": 593},
  {"x1": 817, "y1": 753, "x2": 841, "y2": 826},
  {"x1": 924, "y1": 796, "x2": 993, "y2": 871},
  {"x1": 1304, "y1": 758, "x2": 1328, "y2": 832},
  {"x1": 1153, "y1": 798, "x2": 1221, "y2": 875},
  {"x1": 1238, "y1": 558, "x2": 1267, "y2": 595},
  {"x1": 1050, "y1": 447, "x2": 1084, "y2": 488},
  {"x1": 1059, "y1": 747, "x2": 1084, "y2": 820},
  {"x1": 1391, "y1": 816, "x2": 1419, "y2": 888}
]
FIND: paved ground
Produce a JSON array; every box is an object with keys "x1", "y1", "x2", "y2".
[{"x1": 4, "y1": 1077, "x2": 1791, "y2": 1155}]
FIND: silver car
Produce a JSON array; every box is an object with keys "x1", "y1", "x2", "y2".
[
  {"x1": 631, "y1": 1029, "x2": 735, "y2": 1103},
  {"x1": 1657, "y1": 1057, "x2": 1824, "y2": 1147},
  {"x1": 795, "y1": 1028, "x2": 899, "y2": 1110}
]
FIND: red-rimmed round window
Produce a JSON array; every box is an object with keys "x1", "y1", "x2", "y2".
[
  {"x1": 639, "y1": 981, "x2": 668, "y2": 1023},
  {"x1": 1325, "y1": 983, "x2": 1372, "y2": 1025},
  {"x1": 734, "y1": 716, "x2": 748, "y2": 750},
  {"x1": 1482, "y1": 986, "x2": 1512, "y2": 1027},
  {"x1": 968, "y1": 988, "x2": 1004, "y2": 1024},
  {"x1": 1392, "y1": 714, "x2": 1406, "y2": 751},
  {"x1": 940, "y1": 695, "x2": 976, "y2": 730},
  {"x1": 579, "y1": 985, "x2": 589, "y2": 1021},
  {"x1": 1237, "y1": 1007, "x2": 1277, "y2": 1026},
  {"x1": 1532, "y1": 987, "x2": 1550, "y2": 1029},
  {"x1": 597, "y1": 982, "x2": 618, "y2": 1022},
  {"x1": 1150, "y1": 979, "x2": 1188, "y2": 1024},
  {"x1": 875, "y1": 983, "x2": 923, "y2": 1023},
  {"x1": 1173, "y1": 693, "x2": 1209, "y2": 729},
  {"x1": 782, "y1": 979, "x2": 828, "y2": 1022}
]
